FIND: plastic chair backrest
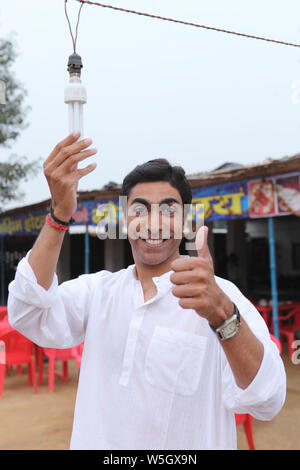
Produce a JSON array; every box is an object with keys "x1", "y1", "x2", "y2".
[
  {"x1": 278, "y1": 303, "x2": 300, "y2": 321},
  {"x1": 0, "y1": 306, "x2": 7, "y2": 317},
  {"x1": 0, "y1": 318, "x2": 11, "y2": 336},
  {"x1": 0, "y1": 330, "x2": 34, "y2": 357}
]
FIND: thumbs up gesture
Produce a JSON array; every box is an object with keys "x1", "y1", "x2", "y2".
[{"x1": 170, "y1": 226, "x2": 234, "y2": 329}]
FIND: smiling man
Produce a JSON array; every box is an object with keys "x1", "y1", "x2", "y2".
[{"x1": 7, "y1": 132, "x2": 286, "y2": 450}]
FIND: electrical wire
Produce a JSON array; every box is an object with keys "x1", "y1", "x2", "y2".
[
  {"x1": 64, "y1": 0, "x2": 84, "y2": 53},
  {"x1": 75, "y1": 2, "x2": 84, "y2": 50},
  {"x1": 74, "y1": 0, "x2": 300, "y2": 49}
]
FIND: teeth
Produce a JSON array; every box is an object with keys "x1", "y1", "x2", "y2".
[{"x1": 145, "y1": 239, "x2": 163, "y2": 245}]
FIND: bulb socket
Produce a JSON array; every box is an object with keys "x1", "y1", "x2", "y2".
[{"x1": 67, "y1": 53, "x2": 83, "y2": 75}]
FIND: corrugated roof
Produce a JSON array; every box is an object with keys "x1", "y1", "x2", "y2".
[{"x1": 188, "y1": 153, "x2": 300, "y2": 188}]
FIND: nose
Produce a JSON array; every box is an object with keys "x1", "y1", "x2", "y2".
[{"x1": 149, "y1": 205, "x2": 161, "y2": 239}]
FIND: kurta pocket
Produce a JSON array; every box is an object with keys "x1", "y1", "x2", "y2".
[{"x1": 145, "y1": 326, "x2": 207, "y2": 396}]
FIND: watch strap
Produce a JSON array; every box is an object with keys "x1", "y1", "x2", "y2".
[{"x1": 209, "y1": 303, "x2": 241, "y2": 339}]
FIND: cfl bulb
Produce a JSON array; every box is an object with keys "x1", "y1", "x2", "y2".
[{"x1": 64, "y1": 53, "x2": 87, "y2": 136}]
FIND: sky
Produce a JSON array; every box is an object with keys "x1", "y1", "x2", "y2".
[{"x1": 1, "y1": 0, "x2": 300, "y2": 210}]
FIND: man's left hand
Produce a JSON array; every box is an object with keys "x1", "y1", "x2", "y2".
[{"x1": 170, "y1": 226, "x2": 234, "y2": 328}]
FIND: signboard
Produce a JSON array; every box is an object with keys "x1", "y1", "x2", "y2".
[
  {"x1": 192, "y1": 180, "x2": 248, "y2": 220},
  {"x1": 0, "y1": 170, "x2": 299, "y2": 236},
  {"x1": 248, "y1": 172, "x2": 300, "y2": 218}
]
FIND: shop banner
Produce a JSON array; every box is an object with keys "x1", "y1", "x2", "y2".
[
  {"x1": 248, "y1": 173, "x2": 300, "y2": 218},
  {"x1": 192, "y1": 180, "x2": 248, "y2": 220},
  {"x1": 0, "y1": 170, "x2": 299, "y2": 236}
]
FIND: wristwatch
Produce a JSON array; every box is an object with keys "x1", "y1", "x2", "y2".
[{"x1": 209, "y1": 303, "x2": 241, "y2": 340}]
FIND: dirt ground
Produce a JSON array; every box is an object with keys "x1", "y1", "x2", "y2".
[{"x1": 0, "y1": 347, "x2": 299, "y2": 450}]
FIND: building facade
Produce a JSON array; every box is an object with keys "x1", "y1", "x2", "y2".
[{"x1": 1, "y1": 155, "x2": 300, "y2": 307}]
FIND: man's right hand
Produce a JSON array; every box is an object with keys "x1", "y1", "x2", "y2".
[{"x1": 43, "y1": 131, "x2": 97, "y2": 221}]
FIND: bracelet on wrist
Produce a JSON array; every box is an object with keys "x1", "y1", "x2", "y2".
[
  {"x1": 49, "y1": 204, "x2": 75, "y2": 227},
  {"x1": 45, "y1": 213, "x2": 70, "y2": 232}
]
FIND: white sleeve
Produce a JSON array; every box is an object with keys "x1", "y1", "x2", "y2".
[
  {"x1": 7, "y1": 251, "x2": 97, "y2": 348},
  {"x1": 217, "y1": 278, "x2": 287, "y2": 421}
]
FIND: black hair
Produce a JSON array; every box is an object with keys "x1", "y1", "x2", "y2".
[{"x1": 120, "y1": 158, "x2": 192, "y2": 206}]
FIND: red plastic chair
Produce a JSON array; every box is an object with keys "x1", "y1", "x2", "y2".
[
  {"x1": 41, "y1": 344, "x2": 83, "y2": 392},
  {"x1": 0, "y1": 330, "x2": 38, "y2": 398},
  {"x1": 235, "y1": 414, "x2": 255, "y2": 450},
  {"x1": 235, "y1": 333, "x2": 281, "y2": 450},
  {"x1": 0, "y1": 317, "x2": 12, "y2": 337},
  {"x1": 75, "y1": 343, "x2": 84, "y2": 369},
  {"x1": 0, "y1": 307, "x2": 7, "y2": 322},
  {"x1": 254, "y1": 302, "x2": 300, "y2": 360},
  {"x1": 277, "y1": 303, "x2": 300, "y2": 360}
]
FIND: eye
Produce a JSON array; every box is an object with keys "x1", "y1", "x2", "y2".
[
  {"x1": 133, "y1": 205, "x2": 147, "y2": 216},
  {"x1": 160, "y1": 204, "x2": 179, "y2": 215}
]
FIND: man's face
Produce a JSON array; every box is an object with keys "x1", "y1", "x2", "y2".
[{"x1": 126, "y1": 181, "x2": 184, "y2": 267}]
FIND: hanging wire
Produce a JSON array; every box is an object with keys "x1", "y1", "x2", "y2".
[
  {"x1": 74, "y1": 0, "x2": 300, "y2": 49},
  {"x1": 64, "y1": 0, "x2": 84, "y2": 53}
]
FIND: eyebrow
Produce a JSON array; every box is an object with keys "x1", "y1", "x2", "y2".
[
  {"x1": 129, "y1": 197, "x2": 181, "y2": 207},
  {"x1": 160, "y1": 197, "x2": 181, "y2": 205}
]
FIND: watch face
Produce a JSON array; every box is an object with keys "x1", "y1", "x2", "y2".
[
  {"x1": 225, "y1": 322, "x2": 237, "y2": 335},
  {"x1": 222, "y1": 320, "x2": 239, "y2": 338}
]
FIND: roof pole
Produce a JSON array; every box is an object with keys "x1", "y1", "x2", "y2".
[{"x1": 268, "y1": 217, "x2": 280, "y2": 339}]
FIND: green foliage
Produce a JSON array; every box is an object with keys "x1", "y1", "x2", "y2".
[
  {"x1": 0, "y1": 36, "x2": 40, "y2": 212},
  {"x1": 0, "y1": 155, "x2": 40, "y2": 211},
  {"x1": 0, "y1": 37, "x2": 29, "y2": 147}
]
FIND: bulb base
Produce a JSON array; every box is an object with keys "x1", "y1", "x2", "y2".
[{"x1": 67, "y1": 53, "x2": 83, "y2": 75}]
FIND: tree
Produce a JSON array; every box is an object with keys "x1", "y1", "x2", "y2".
[
  {"x1": 0, "y1": 36, "x2": 39, "y2": 212},
  {"x1": 0, "y1": 155, "x2": 39, "y2": 209}
]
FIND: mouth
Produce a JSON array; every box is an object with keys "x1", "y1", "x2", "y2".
[{"x1": 139, "y1": 238, "x2": 169, "y2": 248}]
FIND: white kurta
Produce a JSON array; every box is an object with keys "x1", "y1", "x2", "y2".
[{"x1": 7, "y1": 253, "x2": 286, "y2": 450}]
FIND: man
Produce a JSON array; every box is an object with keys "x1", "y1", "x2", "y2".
[{"x1": 8, "y1": 132, "x2": 286, "y2": 450}]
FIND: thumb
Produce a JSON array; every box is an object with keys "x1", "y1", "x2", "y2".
[{"x1": 195, "y1": 225, "x2": 214, "y2": 268}]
